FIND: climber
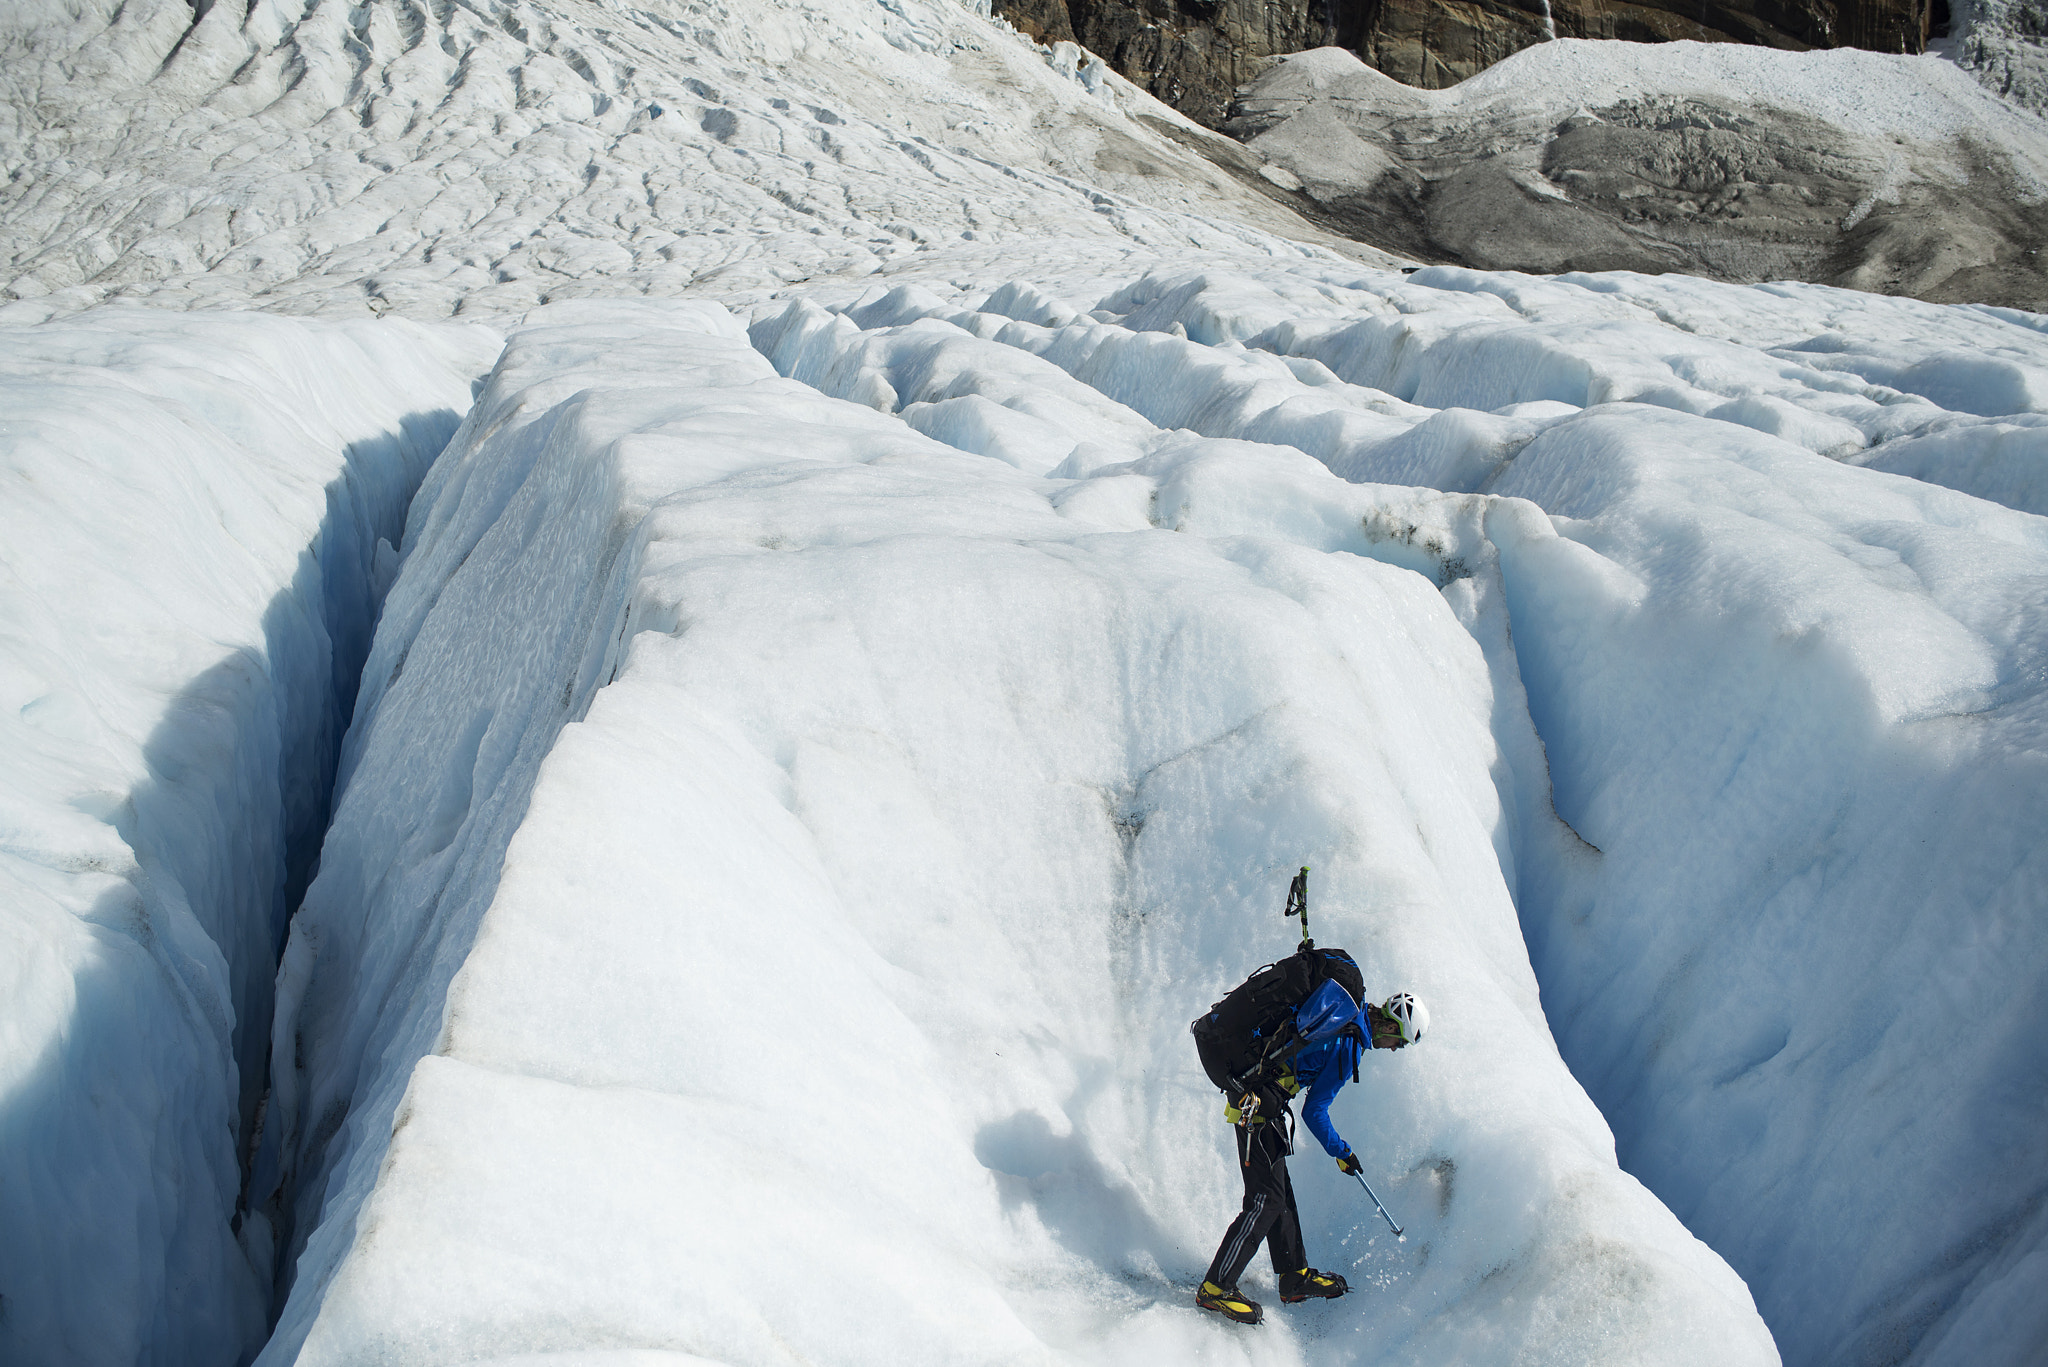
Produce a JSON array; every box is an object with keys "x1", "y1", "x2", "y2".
[{"x1": 1189, "y1": 943, "x2": 1428, "y2": 1326}]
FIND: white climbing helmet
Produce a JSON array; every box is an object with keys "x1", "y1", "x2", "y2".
[{"x1": 1382, "y1": 991, "x2": 1430, "y2": 1044}]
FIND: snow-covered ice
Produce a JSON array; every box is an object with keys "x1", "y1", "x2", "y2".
[
  {"x1": 242, "y1": 261, "x2": 2048, "y2": 1367},
  {"x1": 10, "y1": 249, "x2": 2048, "y2": 1367}
]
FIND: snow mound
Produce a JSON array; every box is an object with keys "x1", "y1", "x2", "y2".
[
  {"x1": 0, "y1": 307, "x2": 495, "y2": 1367},
  {"x1": 260, "y1": 295, "x2": 1777, "y2": 1365}
]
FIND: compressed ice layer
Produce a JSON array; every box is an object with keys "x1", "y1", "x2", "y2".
[
  {"x1": 263, "y1": 298, "x2": 1776, "y2": 1366},
  {"x1": 0, "y1": 307, "x2": 496, "y2": 1366}
]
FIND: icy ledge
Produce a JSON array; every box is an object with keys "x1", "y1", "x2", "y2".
[
  {"x1": 0, "y1": 308, "x2": 495, "y2": 1366},
  {"x1": 260, "y1": 297, "x2": 1772, "y2": 1365}
]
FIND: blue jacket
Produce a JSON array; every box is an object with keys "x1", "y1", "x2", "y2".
[
  {"x1": 1286, "y1": 979, "x2": 1370, "y2": 1157},
  {"x1": 1291, "y1": 1029, "x2": 1365, "y2": 1157}
]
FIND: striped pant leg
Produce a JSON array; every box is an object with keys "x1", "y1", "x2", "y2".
[
  {"x1": 1204, "y1": 1121, "x2": 1291, "y2": 1289},
  {"x1": 1264, "y1": 1143, "x2": 1306, "y2": 1275}
]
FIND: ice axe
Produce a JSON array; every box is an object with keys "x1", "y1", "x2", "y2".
[
  {"x1": 1350, "y1": 1170, "x2": 1405, "y2": 1241},
  {"x1": 1284, "y1": 864, "x2": 1403, "y2": 1241}
]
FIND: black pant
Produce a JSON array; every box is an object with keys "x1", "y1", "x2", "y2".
[{"x1": 1204, "y1": 1116, "x2": 1306, "y2": 1290}]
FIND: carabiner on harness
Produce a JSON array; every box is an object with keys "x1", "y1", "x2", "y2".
[{"x1": 1225, "y1": 1087, "x2": 1261, "y2": 1128}]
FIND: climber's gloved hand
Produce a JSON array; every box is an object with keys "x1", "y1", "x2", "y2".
[{"x1": 1335, "y1": 1150, "x2": 1362, "y2": 1176}]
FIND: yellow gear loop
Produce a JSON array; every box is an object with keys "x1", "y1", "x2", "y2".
[{"x1": 1226, "y1": 1065, "x2": 1304, "y2": 1125}]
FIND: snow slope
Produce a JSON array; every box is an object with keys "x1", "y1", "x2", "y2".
[
  {"x1": 0, "y1": 308, "x2": 495, "y2": 1366},
  {"x1": 0, "y1": 0, "x2": 1376, "y2": 324},
  {"x1": 259, "y1": 295, "x2": 1776, "y2": 1366}
]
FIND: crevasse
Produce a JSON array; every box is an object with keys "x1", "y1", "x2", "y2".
[{"x1": 0, "y1": 310, "x2": 493, "y2": 1367}]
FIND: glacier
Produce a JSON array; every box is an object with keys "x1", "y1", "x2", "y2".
[{"x1": 3, "y1": 0, "x2": 2047, "y2": 1363}]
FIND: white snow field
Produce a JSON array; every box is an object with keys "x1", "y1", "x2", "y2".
[
  {"x1": 0, "y1": 0, "x2": 1382, "y2": 324},
  {"x1": 0, "y1": 308, "x2": 496, "y2": 1365}
]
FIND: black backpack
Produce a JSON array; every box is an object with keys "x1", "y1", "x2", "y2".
[{"x1": 1190, "y1": 944, "x2": 1365, "y2": 1094}]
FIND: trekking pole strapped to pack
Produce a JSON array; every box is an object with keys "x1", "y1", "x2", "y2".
[
  {"x1": 1284, "y1": 865, "x2": 1310, "y2": 948},
  {"x1": 1192, "y1": 871, "x2": 1365, "y2": 1127}
]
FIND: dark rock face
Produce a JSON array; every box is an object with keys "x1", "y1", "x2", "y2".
[
  {"x1": 995, "y1": 0, "x2": 1936, "y2": 124},
  {"x1": 995, "y1": 0, "x2": 1333, "y2": 126}
]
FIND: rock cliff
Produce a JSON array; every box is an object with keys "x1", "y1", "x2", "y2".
[{"x1": 996, "y1": 0, "x2": 1938, "y2": 124}]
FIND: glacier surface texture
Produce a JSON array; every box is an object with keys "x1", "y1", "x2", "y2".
[{"x1": 3, "y1": 0, "x2": 2047, "y2": 1365}]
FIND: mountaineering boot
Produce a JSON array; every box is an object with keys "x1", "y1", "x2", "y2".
[
  {"x1": 1196, "y1": 1280, "x2": 1264, "y2": 1325},
  {"x1": 1278, "y1": 1267, "x2": 1349, "y2": 1302}
]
